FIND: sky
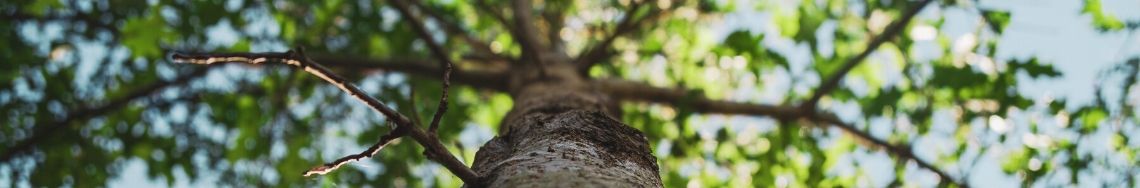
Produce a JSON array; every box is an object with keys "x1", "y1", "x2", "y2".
[{"x1": 4, "y1": 0, "x2": 1135, "y2": 187}]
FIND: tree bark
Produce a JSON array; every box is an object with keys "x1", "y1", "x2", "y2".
[{"x1": 471, "y1": 62, "x2": 662, "y2": 187}]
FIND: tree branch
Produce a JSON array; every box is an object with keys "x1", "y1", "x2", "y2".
[
  {"x1": 0, "y1": 67, "x2": 212, "y2": 164},
  {"x1": 171, "y1": 48, "x2": 479, "y2": 184},
  {"x1": 509, "y1": 0, "x2": 545, "y2": 62},
  {"x1": 542, "y1": 5, "x2": 567, "y2": 53},
  {"x1": 311, "y1": 55, "x2": 509, "y2": 91},
  {"x1": 303, "y1": 122, "x2": 408, "y2": 177},
  {"x1": 801, "y1": 0, "x2": 934, "y2": 112},
  {"x1": 390, "y1": 0, "x2": 454, "y2": 133},
  {"x1": 575, "y1": 2, "x2": 673, "y2": 73},
  {"x1": 596, "y1": 78, "x2": 802, "y2": 120},
  {"x1": 596, "y1": 79, "x2": 966, "y2": 187}
]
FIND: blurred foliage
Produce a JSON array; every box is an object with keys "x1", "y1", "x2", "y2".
[{"x1": 1, "y1": 0, "x2": 1139, "y2": 187}]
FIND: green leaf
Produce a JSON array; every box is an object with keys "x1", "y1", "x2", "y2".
[
  {"x1": 230, "y1": 39, "x2": 251, "y2": 52},
  {"x1": 121, "y1": 9, "x2": 176, "y2": 58},
  {"x1": 22, "y1": 0, "x2": 64, "y2": 16},
  {"x1": 1082, "y1": 0, "x2": 1126, "y2": 31},
  {"x1": 981, "y1": 9, "x2": 1012, "y2": 34},
  {"x1": 1078, "y1": 107, "x2": 1107, "y2": 133},
  {"x1": 723, "y1": 31, "x2": 762, "y2": 54},
  {"x1": 1009, "y1": 58, "x2": 1062, "y2": 78},
  {"x1": 1001, "y1": 149, "x2": 1029, "y2": 173}
]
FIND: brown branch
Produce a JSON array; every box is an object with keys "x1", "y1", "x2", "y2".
[
  {"x1": 171, "y1": 48, "x2": 479, "y2": 184},
  {"x1": 801, "y1": 0, "x2": 934, "y2": 112},
  {"x1": 542, "y1": 6, "x2": 567, "y2": 53},
  {"x1": 575, "y1": 3, "x2": 673, "y2": 74},
  {"x1": 509, "y1": 0, "x2": 545, "y2": 62},
  {"x1": 311, "y1": 55, "x2": 508, "y2": 91},
  {"x1": 0, "y1": 67, "x2": 212, "y2": 164},
  {"x1": 596, "y1": 79, "x2": 966, "y2": 187},
  {"x1": 390, "y1": 0, "x2": 454, "y2": 133},
  {"x1": 596, "y1": 78, "x2": 802, "y2": 120}
]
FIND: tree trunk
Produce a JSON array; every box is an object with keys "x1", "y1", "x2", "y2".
[{"x1": 470, "y1": 62, "x2": 662, "y2": 187}]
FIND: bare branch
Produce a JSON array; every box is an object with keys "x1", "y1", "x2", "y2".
[
  {"x1": 304, "y1": 123, "x2": 408, "y2": 177},
  {"x1": 801, "y1": 0, "x2": 935, "y2": 112},
  {"x1": 172, "y1": 50, "x2": 415, "y2": 125},
  {"x1": 171, "y1": 48, "x2": 479, "y2": 184},
  {"x1": 389, "y1": 0, "x2": 453, "y2": 133},
  {"x1": 0, "y1": 67, "x2": 212, "y2": 163}
]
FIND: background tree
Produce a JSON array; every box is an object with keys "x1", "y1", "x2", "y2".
[{"x1": 1, "y1": 0, "x2": 1138, "y2": 187}]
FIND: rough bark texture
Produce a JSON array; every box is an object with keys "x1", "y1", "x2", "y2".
[{"x1": 471, "y1": 62, "x2": 662, "y2": 187}]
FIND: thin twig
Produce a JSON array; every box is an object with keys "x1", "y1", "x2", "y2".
[
  {"x1": 171, "y1": 49, "x2": 414, "y2": 126},
  {"x1": 801, "y1": 0, "x2": 934, "y2": 112},
  {"x1": 389, "y1": 0, "x2": 453, "y2": 133},
  {"x1": 0, "y1": 67, "x2": 212, "y2": 163},
  {"x1": 303, "y1": 123, "x2": 408, "y2": 177},
  {"x1": 171, "y1": 48, "x2": 478, "y2": 183}
]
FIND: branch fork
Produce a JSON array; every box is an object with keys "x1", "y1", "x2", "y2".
[{"x1": 171, "y1": 46, "x2": 474, "y2": 183}]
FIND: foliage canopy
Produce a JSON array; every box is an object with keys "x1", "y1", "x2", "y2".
[{"x1": 1, "y1": 0, "x2": 1138, "y2": 187}]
